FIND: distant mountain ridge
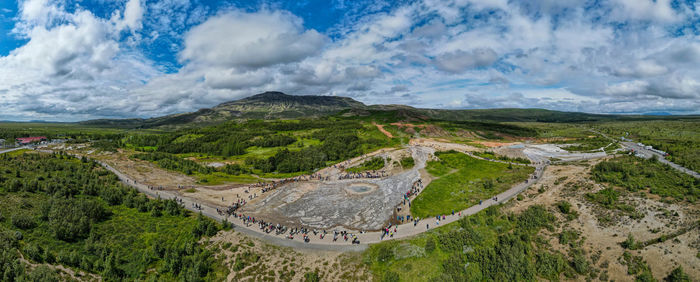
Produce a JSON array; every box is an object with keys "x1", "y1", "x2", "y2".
[
  {"x1": 81, "y1": 92, "x2": 368, "y2": 128},
  {"x1": 79, "y1": 91, "x2": 699, "y2": 128}
]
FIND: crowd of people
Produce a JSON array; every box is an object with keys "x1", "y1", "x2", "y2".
[{"x1": 337, "y1": 170, "x2": 386, "y2": 180}]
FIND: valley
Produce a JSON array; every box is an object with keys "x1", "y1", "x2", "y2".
[{"x1": 1, "y1": 93, "x2": 698, "y2": 281}]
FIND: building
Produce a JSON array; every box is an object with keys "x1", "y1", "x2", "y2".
[{"x1": 16, "y1": 136, "x2": 47, "y2": 145}]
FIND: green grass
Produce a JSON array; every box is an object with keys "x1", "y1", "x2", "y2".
[
  {"x1": 4, "y1": 149, "x2": 31, "y2": 157},
  {"x1": 195, "y1": 171, "x2": 260, "y2": 184},
  {"x1": 400, "y1": 156, "x2": 415, "y2": 169},
  {"x1": 473, "y1": 151, "x2": 531, "y2": 164},
  {"x1": 346, "y1": 156, "x2": 385, "y2": 173},
  {"x1": 411, "y1": 151, "x2": 533, "y2": 218}
]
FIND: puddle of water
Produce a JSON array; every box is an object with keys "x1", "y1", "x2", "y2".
[
  {"x1": 508, "y1": 144, "x2": 524, "y2": 149},
  {"x1": 349, "y1": 185, "x2": 372, "y2": 193}
]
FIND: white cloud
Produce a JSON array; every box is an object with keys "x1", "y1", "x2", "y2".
[
  {"x1": 604, "y1": 80, "x2": 651, "y2": 96},
  {"x1": 0, "y1": 0, "x2": 160, "y2": 120},
  {"x1": 118, "y1": 0, "x2": 144, "y2": 31},
  {"x1": 609, "y1": 0, "x2": 680, "y2": 23},
  {"x1": 435, "y1": 48, "x2": 499, "y2": 73},
  {"x1": 180, "y1": 10, "x2": 325, "y2": 69},
  {"x1": 3, "y1": 0, "x2": 700, "y2": 120}
]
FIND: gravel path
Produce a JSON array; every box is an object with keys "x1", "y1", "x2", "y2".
[
  {"x1": 94, "y1": 147, "x2": 546, "y2": 251},
  {"x1": 5, "y1": 145, "x2": 545, "y2": 251}
]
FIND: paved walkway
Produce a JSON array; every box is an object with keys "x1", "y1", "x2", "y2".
[
  {"x1": 96, "y1": 153, "x2": 546, "y2": 251},
  {"x1": 5, "y1": 146, "x2": 545, "y2": 251}
]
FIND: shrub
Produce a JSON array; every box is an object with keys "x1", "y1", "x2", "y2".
[
  {"x1": 381, "y1": 271, "x2": 399, "y2": 282},
  {"x1": 425, "y1": 237, "x2": 436, "y2": 253},
  {"x1": 11, "y1": 213, "x2": 36, "y2": 229},
  {"x1": 665, "y1": 266, "x2": 690, "y2": 282},
  {"x1": 400, "y1": 157, "x2": 415, "y2": 169},
  {"x1": 23, "y1": 244, "x2": 44, "y2": 263},
  {"x1": 557, "y1": 201, "x2": 572, "y2": 214},
  {"x1": 304, "y1": 271, "x2": 320, "y2": 282}
]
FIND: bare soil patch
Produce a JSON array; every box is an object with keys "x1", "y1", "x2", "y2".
[{"x1": 373, "y1": 122, "x2": 394, "y2": 138}]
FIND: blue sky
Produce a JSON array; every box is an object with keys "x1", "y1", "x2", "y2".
[{"x1": 0, "y1": 0, "x2": 699, "y2": 121}]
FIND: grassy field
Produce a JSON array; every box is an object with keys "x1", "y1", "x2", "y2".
[
  {"x1": 410, "y1": 151, "x2": 533, "y2": 218},
  {"x1": 346, "y1": 156, "x2": 385, "y2": 173}
]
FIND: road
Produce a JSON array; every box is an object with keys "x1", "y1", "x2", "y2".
[
  {"x1": 590, "y1": 128, "x2": 699, "y2": 179},
  {"x1": 4, "y1": 145, "x2": 546, "y2": 251},
  {"x1": 95, "y1": 147, "x2": 547, "y2": 251},
  {"x1": 0, "y1": 147, "x2": 29, "y2": 154},
  {"x1": 620, "y1": 142, "x2": 699, "y2": 178}
]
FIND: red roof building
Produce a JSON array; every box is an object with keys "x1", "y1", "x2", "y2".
[{"x1": 16, "y1": 136, "x2": 47, "y2": 145}]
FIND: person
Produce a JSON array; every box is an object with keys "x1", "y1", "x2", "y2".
[{"x1": 426, "y1": 223, "x2": 429, "y2": 229}]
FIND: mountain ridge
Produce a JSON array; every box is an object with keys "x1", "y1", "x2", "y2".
[{"x1": 79, "y1": 91, "x2": 700, "y2": 128}]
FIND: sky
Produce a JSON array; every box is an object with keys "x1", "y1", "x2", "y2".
[{"x1": 0, "y1": 0, "x2": 699, "y2": 121}]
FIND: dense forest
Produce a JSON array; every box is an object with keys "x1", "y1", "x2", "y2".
[
  {"x1": 124, "y1": 119, "x2": 393, "y2": 176},
  {"x1": 367, "y1": 205, "x2": 591, "y2": 281},
  {"x1": 0, "y1": 151, "x2": 226, "y2": 281}
]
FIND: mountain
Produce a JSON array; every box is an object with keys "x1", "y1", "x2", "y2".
[
  {"x1": 81, "y1": 92, "x2": 367, "y2": 128},
  {"x1": 79, "y1": 91, "x2": 699, "y2": 128},
  {"x1": 212, "y1": 91, "x2": 366, "y2": 119}
]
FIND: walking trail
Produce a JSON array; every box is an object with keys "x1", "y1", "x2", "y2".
[{"x1": 7, "y1": 143, "x2": 547, "y2": 252}]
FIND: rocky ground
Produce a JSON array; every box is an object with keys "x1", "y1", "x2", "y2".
[
  {"x1": 240, "y1": 146, "x2": 435, "y2": 230},
  {"x1": 507, "y1": 159, "x2": 700, "y2": 281}
]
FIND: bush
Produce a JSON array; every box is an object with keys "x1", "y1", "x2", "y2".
[
  {"x1": 23, "y1": 244, "x2": 44, "y2": 263},
  {"x1": 304, "y1": 271, "x2": 320, "y2": 282},
  {"x1": 557, "y1": 201, "x2": 572, "y2": 214},
  {"x1": 536, "y1": 252, "x2": 566, "y2": 280},
  {"x1": 11, "y1": 214, "x2": 36, "y2": 230},
  {"x1": 517, "y1": 205, "x2": 555, "y2": 233},
  {"x1": 666, "y1": 266, "x2": 690, "y2": 282},
  {"x1": 26, "y1": 265, "x2": 59, "y2": 282},
  {"x1": 425, "y1": 237, "x2": 436, "y2": 253},
  {"x1": 400, "y1": 157, "x2": 415, "y2": 169},
  {"x1": 381, "y1": 271, "x2": 400, "y2": 282},
  {"x1": 621, "y1": 234, "x2": 638, "y2": 249}
]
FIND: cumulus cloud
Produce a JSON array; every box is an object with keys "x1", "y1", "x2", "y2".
[
  {"x1": 2, "y1": 0, "x2": 700, "y2": 120},
  {"x1": 0, "y1": 0, "x2": 158, "y2": 120},
  {"x1": 180, "y1": 10, "x2": 325, "y2": 69}
]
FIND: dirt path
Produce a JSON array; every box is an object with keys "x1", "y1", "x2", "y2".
[
  {"x1": 85, "y1": 148, "x2": 546, "y2": 251},
  {"x1": 373, "y1": 122, "x2": 393, "y2": 138},
  {"x1": 13, "y1": 145, "x2": 545, "y2": 251}
]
